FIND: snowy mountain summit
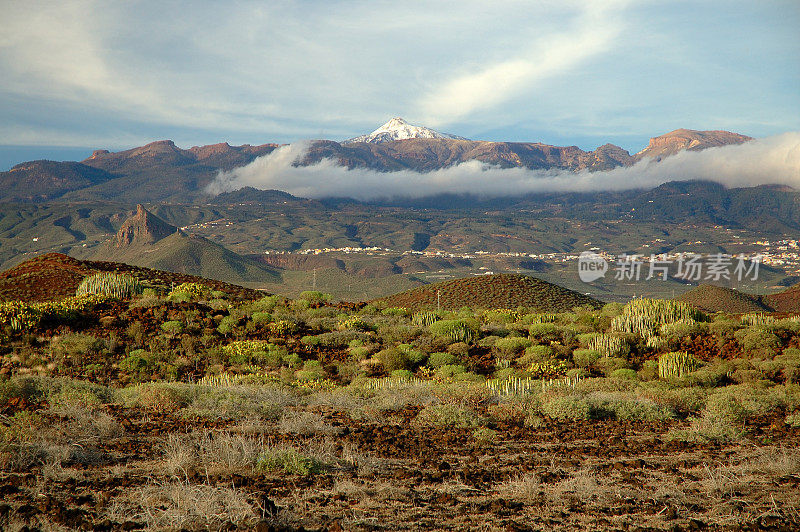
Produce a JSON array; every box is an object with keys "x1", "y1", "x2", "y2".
[{"x1": 344, "y1": 117, "x2": 469, "y2": 144}]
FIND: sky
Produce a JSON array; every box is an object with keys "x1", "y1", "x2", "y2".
[{"x1": 1, "y1": 0, "x2": 799, "y2": 170}]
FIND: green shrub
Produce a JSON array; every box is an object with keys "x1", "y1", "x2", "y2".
[
  {"x1": 660, "y1": 319, "x2": 707, "y2": 339},
  {"x1": 160, "y1": 320, "x2": 185, "y2": 336},
  {"x1": 428, "y1": 352, "x2": 458, "y2": 368},
  {"x1": 300, "y1": 335, "x2": 321, "y2": 347},
  {"x1": 295, "y1": 360, "x2": 324, "y2": 381},
  {"x1": 595, "y1": 356, "x2": 629, "y2": 376},
  {"x1": 572, "y1": 348, "x2": 601, "y2": 368},
  {"x1": 494, "y1": 337, "x2": 533, "y2": 357},
  {"x1": 519, "y1": 345, "x2": 554, "y2": 366},
  {"x1": 434, "y1": 364, "x2": 467, "y2": 379},
  {"x1": 77, "y1": 272, "x2": 142, "y2": 299},
  {"x1": 119, "y1": 350, "x2": 155, "y2": 382},
  {"x1": 381, "y1": 307, "x2": 408, "y2": 317},
  {"x1": 298, "y1": 291, "x2": 330, "y2": 304},
  {"x1": 610, "y1": 368, "x2": 638, "y2": 380},
  {"x1": 735, "y1": 326, "x2": 781, "y2": 354},
  {"x1": 540, "y1": 395, "x2": 591, "y2": 421},
  {"x1": 377, "y1": 348, "x2": 409, "y2": 372},
  {"x1": 390, "y1": 369, "x2": 414, "y2": 380},
  {"x1": 251, "y1": 312, "x2": 273, "y2": 325},
  {"x1": 256, "y1": 447, "x2": 323, "y2": 476},
  {"x1": 671, "y1": 393, "x2": 747, "y2": 442},
  {"x1": 587, "y1": 392, "x2": 673, "y2": 421},
  {"x1": 338, "y1": 316, "x2": 373, "y2": 331},
  {"x1": 167, "y1": 282, "x2": 211, "y2": 301},
  {"x1": 0, "y1": 301, "x2": 41, "y2": 332},
  {"x1": 216, "y1": 315, "x2": 242, "y2": 335},
  {"x1": 527, "y1": 323, "x2": 560, "y2": 342},
  {"x1": 348, "y1": 346, "x2": 371, "y2": 361}
]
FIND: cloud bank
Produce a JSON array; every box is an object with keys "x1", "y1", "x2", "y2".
[{"x1": 207, "y1": 133, "x2": 800, "y2": 201}]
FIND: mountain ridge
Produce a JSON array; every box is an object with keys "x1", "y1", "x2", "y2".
[{"x1": 0, "y1": 127, "x2": 752, "y2": 204}]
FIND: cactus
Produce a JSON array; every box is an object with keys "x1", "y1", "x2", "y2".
[
  {"x1": 587, "y1": 334, "x2": 629, "y2": 357},
  {"x1": 740, "y1": 313, "x2": 775, "y2": 327},
  {"x1": 76, "y1": 272, "x2": 142, "y2": 299},
  {"x1": 612, "y1": 299, "x2": 706, "y2": 339},
  {"x1": 429, "y1": 319, "x2": 476, "y2": 344},
  {"x1": 412, "y1": 311, "x2": 439, "y2": 327},
  {"x1": 658, "y1": 351, "x2": 699, "y2": 379}
]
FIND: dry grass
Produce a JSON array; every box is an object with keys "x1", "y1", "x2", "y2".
[
  {"x1": 162, "y1": 431, "x2": 263, "y2": 477},
  {"x1": 106, "y1": 480, "x2": 257, "y2": 530},
  {"x1": 277, "y1": 410, "x2": 340, "y2": 436},
  {"x1": 496, "y1": 473, "x2": 542, "y2": 504}
]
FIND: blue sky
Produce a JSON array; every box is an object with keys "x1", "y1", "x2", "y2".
[{"x1": 1, "y1": 0, "x2": 798, "y2": 170}]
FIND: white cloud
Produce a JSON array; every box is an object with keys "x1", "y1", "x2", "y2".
[
  {"x1": 208, "y1": 133, "x2": 800, "y2": 200},
  {"x1": 0, "y1": 1, "x2": 797, "y2": 148},
  {"x1": 418, "y1": 2, "x2": 628, "y2": 126}
]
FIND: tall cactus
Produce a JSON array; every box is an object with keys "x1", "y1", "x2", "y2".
[
  {"x1": 76, "y1": 272, "x2": 142, "y2": 299},
  {"x1": 658, "y1": 351, "x2": 699, "y2": 379}
]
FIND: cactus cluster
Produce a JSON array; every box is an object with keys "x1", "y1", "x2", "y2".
[
  {"x1": 429, "y1": 319, "x2": 476, "y2": 344},
  {"x1": 658, "y1": 351, "x2": 699, "y2": 379},
  {"x1": 587, "y1": 334, "x2": 629, "y2": 357},
  {"x1": 612, "y1": 299, "x2": 706, "y2": 339},
  {"x1": 76, "y1": 272, "x2": 142, "y2": 299},
  {"x1": 412, "y1": 311, "x2": 439, "y2": 327},
  {"x1": 526, "y1": 313, "x2": 558, "y2": 324},
  {"x1": 740, "y1": 313, "x2": 775, "y2": 327}
]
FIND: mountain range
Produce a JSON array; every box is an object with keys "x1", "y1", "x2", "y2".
[{"x1": 0, "y1": 121, "x2": 752, "y2": 204}]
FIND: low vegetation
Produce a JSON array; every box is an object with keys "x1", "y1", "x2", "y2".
[{"x1": 1, "y1": 275, "x2": 798, "y2": 529}]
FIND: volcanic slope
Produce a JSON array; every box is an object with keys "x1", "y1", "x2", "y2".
[
  {"x1": 375, "y1": 273, "x2": 602, "y2": 311},
  {"x1": 0, "y1": 253, "x2": 262, "y2": 302},
  {"x1": 676, "y1": 284, "x2": 772, "y2": 314},
  {"x1": 92, "y1": 205, "x2": 279, "y2": 285}
]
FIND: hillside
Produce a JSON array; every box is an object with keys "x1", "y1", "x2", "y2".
[
  {"x1": 0, "y1": 160, "x2": 117, "y2": 202},
  {"x1": 375, "y1": 273, "x2": 602, "y2": 311},
  {"x1": 676, "y1": 284, "x2": 772, "y2": 314},
  {"x1": 0, "y1": 253, "x2": 262, "y2": 302},
  {"x1": 92, "y1": 205, "x2": 279, "y2": 285},
  {"x1": 765, "y1": 284, "x2": 800, "y2": 313}
]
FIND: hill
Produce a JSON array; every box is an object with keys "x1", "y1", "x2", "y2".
[
  {"x1": 676, "y1": 284, "x2": 772, "y2": 314},
  {"x1": 765, "y1": 284, "x2": 800, "y2": 314},
  {"x1": 0, "y1": 160, "x2": 116, "y2": 202},
  {"x1": 0, "y1": 253, "x2": 262, "y2": 302},
  {"x1": 92, "y1": 205, "x2": 280, "y2": 285},
  {"x1": 374, "y1": 273, "x2": 601, "y2": 311}
]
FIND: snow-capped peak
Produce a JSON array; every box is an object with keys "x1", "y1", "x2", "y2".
[{"x1": 344, "y1": 117, "x2": 469, "y2": 144}]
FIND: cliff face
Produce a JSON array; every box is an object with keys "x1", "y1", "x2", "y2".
[{"x1": 634, "y1": 129, "x2": 752, "y2": 161}]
